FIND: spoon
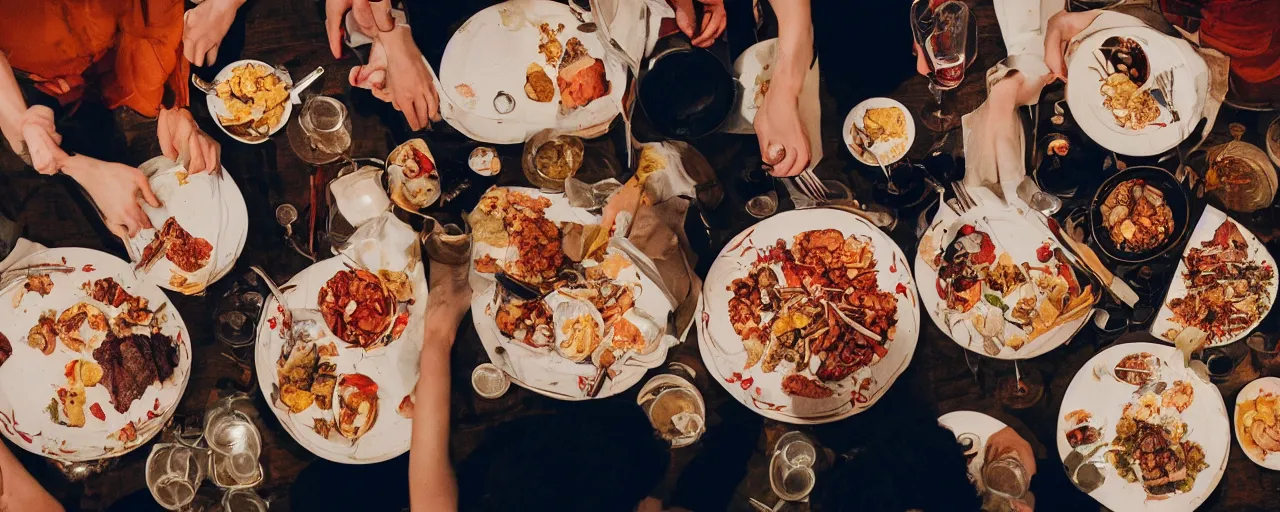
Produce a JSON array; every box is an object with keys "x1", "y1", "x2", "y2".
[
  {"x1": 566, "y1": 0, "x2": 597, "y2": 33},
  {"x1": 850, "y1": 123, "x2": 899, "y2": 194},
  {"x1": 250, "y1": 266, "x2": 327, "y2": 359}
]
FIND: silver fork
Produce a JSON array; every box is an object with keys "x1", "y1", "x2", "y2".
[
  {"x1": 1153, "y1": 70, "x2": 1180, "y2": 123},
  {"x1": 950, "y1": 181, "x2": 977, "y2": 212},
  {"x1": 793, "y1": 170, "x2": 830, "y2": 203}
]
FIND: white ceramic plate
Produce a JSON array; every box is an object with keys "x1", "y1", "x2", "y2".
[
  {"x1": 732, "y1": 39, "x2": 777, "y2": 126},
  {"x1": 698, "y1": 209, "x2": 919, "y2": 424},
  {"x1": 131, "y1": 163, "x2": 247, "y2": 294},
  {"x1": 843, "y1": 97, "x2": 915, "y2": 166},
  {"x1": 0, "y1": 248, "x2": 192, "y2": 462},
  {"x1": 469, "y1": 187, "x2": 677, "y2": 400},
  {"x1": 914, "y1": 190, "x2": 1097, "y2": 360},
  {"x1": 438, "y1": 1, "x2": 624, "y2": 144},
  {"x1": 253, "y1": 255, "x2": 427, "y2": 464},
  {"x1": 1151, "y1": 206, "x2": 1278, "y2": 347},
  {"x1": 938, "y1": 410, "x2": 1008, "y2": 493},
  {"x1": 205, "y1": 59, "x2": 294, "y2": 145},
  {"x1": 1235, "y1": 377, "x2": 1280, "y2": 470},
  {"x1": 1065, "y1": 26, "x2": 1207, "y2": 156},
  {"x1": 1055, "y1": 342, "x2": 1229, "y2": 512}
]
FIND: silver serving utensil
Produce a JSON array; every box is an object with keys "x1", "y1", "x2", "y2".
[
  {"x1": 849, "y1": 123, "x2": 898, "y2": 194},
  {"x1": 495, "y1": 270, "x2": 543, "y2": 301},
  {"x1": 289, "y1": 66, "x2": 325, "y2": 105},
  {"x1": 567, "y1": 0, "x2": 597, "y2": 33}
]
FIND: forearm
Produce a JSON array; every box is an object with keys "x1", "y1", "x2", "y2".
[
  {"x1": 0, "y1": 441, "x2": 64, "y2": 512},
  {"x1": 767, "y1": 0, "x2": 813, "y2": 100},
  {"x1": 408, "y1": 327, "x2": 457, "y2": 512},
  {"x1": 0, "y1": 53, "x2": 29, "y2": 153}
]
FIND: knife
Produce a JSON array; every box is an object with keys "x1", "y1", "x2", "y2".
[{"x1": 1034, "y1": 213, "x2": 1139, "y2": 307}]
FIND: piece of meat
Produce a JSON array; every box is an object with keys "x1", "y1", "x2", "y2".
[
  {"x1": 146, "y1": 333, "x2": 177, "y2": 383},
  {"x1": 781, "y1": 374, "x2": 835, "y2": 399},
  {"x1": 1251, "y1": 420, "x2": 1280, "y2": 452},
  {"x1": 0, "y1": 332, "x2": 11, "y2": 368},
  {"x1": 24, "y1": 274, "x2": 53, "y2": 296},
  {"x1": 94, "y1": 334, "x2": 166, "y2": 414},
  {"x1": 557, "y1": 58, "x2": 608, "y2": 110}
]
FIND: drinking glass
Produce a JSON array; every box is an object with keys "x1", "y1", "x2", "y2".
[
  {"x1": 292, "y1": 95, "x2": 353, "y2": 165},
  {"x1": 222, "y1": 489, "x2": 269, "y2": 512},
  {"x1": 983, "y1": 451, "x2": 1030, "y2": 499},
  {"x1": 1016, "y1": 176, "x2": 1063, "y2": 215},
  {"x1": 422, "y1": 212, "x2": 472, "y2": 265},
  {"x1": 917, "y1": 1, "x2": 970, "y2": 131},
  {"x1": 995, "y1": 361, "x2": 1044, "y2": 410},
  {"x1": 769, "y1": 433, "x2": 817, "y2": 502},
  {"x1": 636, "y1": 363, "x2": 706, "y2": 448},
  {"x1": 146, "y1": 444, "x2": 206, "y2": 511},
  {"x1": 1248, "y1": 332, "x2": 1280, "y2": 377},
  {"x1": 745, "y1": 191, "x2": 779, "y2": 219}
]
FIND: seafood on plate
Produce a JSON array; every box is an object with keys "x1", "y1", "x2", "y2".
[
  {"x1": 1104, "y1": 391, "x2": 1209, "y2": 497},
  {"x1": 387, "y1": 139, "x2": 441, "y2": 210},
  {"x1": 727, "y1": 229, "x2": 897, "y2": 398},
  {"x1": 930, "y1": 224, "x2": 1096, "y2": 352},
  {"x1": 1100, "y1": 179, "x2": 1174, "y2": 252},
  {"x1": 1099, "y1": 72, "x2": 1161, "y2": 130},
  {"x1": 556, "y1": 37, "x2": 609, "y2": 112},
  {"x1": 137, "y1": 217, "x2": 214, "y2": 274},
  {"x1": 1237, "y1": 392, "x2": 1280, "y2": 458},
  {"x1": 1113, "y1": 352, "x2": 1159, "y2": 387},
  {"x1": 215, "y1": 62, "x2": 288, "y2": 134},
  {"x1": 317, "y1": 268, "x2": 396, "y2": 349},
  {"x1": 470, "y1": 189, "x2": 565, "y2": 286},
  {"x1": 1163, "y1": 219, "x2": 1275, "y2": 342},
  {"x1": 334, "y1": 373, "x2": 379, "y2": 441},
  {"x1": 1063, "y1": 409, "x2": 1104, "y2": 449}
]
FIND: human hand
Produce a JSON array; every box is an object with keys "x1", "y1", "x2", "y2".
[
  {"x1": 183, "y1": 0, "x2": 243, "y2": 67},
  {"x1": 670, "y1": 0, "x2": 727, "y2": 48},
  {"x1": 1043, "y1": 10, "x2": 1103, "y2": 82},
  {"x1": 60, "y1": 155, "x2": 162, "y2": 239},
  {"x1": 380, "y1": 28, "x2": 441, "y2": 131},
  {"x1": 325, "y1": 0, "x2": 395, "y2": 59},
  {"x1": 349, "y1": 39, "x2": 394, "y2": 103},
  {"x1": 423, "y1": 258, "x2": 471, "y2": 348},
  {"x1": 753, "y1": 88, "x2": 809, "y2": 177},
  {"x1": 19, "y1": 106, "x2": 67, "y2": 175},
  {"x1": 984, "y1": 426, "x2": 1037, "y2": 478},
  {"x1": 157, "y1": 108, "x2": 221, "y2": 174}
]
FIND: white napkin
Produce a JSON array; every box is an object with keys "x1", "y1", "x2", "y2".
[
  {"x1": 0, "y1": 239, "x2": 49, "y2": 273},
  {"x1": 961, "y1": 56, "x2": 1053, "y2": 200},
  {"x1": 590, "y1": 0, "x2": 671, "y2": 68},
  {"x1": 502, "y1": 342, "x2": 598, "y2": 398}
]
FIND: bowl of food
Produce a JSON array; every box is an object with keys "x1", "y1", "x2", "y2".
[
  {"x1": 521, "y1": 129, "x2": 584, "y2": 192},
  {"x1": 1090, "y1": 166, "x2": 1190, "y2": 264},
  {"x1": 843, "y1": 97, "x2": 915, "y2": 166},
  {"x1": 205, "y1": 60, "x2": 293, "y2": 144}
]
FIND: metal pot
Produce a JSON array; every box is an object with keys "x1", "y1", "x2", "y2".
[
  {"x1": 637, "y1": 34, "x2": 734, "y2": 140},
  {"x1": 1089, "y1": 166, "x2": 1191, "y2": 264}
]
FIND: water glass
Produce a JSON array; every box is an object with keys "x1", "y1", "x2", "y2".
[
  {"x1": 1016, "y1": 176, "x2": 1063, "y2": 215},
  {"x1": 636, "y1": 363, "x2": 706, "y2": 448},
  {"x1": 298, "y1": 95, "x2": 353, "y2": 164},
  {"x1": 769, "y1": 446, "x2": 816, "y2": 501},
  {"x1": 983, "y1": 451, "x2": 1030, "y2": 499},
  {"x1": 745, "y1": 191, "x2": 779, "y2": 219},
  {"x1": 1249, "y1": 332, "x2": 1280, "y2": 376},
  {"x1": 146, "y1": 444, "x2": 206, "y2": 510},
  {"x1": 222, "y1": 489, "x2": 269, "y2": 512}
]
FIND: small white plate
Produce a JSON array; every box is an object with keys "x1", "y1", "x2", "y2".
[
  {"x1": 1235, "y1": 376, "x2": 1280, "y2": 470},
  {"x1": 938, "y1": 410, "x2": 1009, "y2": 493},
  {"x1": 843, "y1": 97, "x2": 915, "y2": 166},
  {"x1": 204, "y1": 59, "x2": 294, "y2": 145}
]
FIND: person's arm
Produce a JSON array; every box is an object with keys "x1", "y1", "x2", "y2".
[
  {"x1": 408, "y1": 259, "x2": 469, "y2": 512},
  {"x1": 0, "y1": 441, "x2": 64, "y2": 512},
  {"x1": 183, "y1": 0, "x2": 248, "y2": 67},
  {"x1": 753, "y1": 0, "x2": 813, "y2": 177},
  {"x1": 768, "y1": 0, "x2": 812, "y2": 110},
  {"x1": 0, "y1": 53, "x2": 25, "y2": 153}
]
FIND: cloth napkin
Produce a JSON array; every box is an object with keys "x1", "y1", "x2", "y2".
[
  {"x1": 961, "y1": 55, "x2": 1054, "y2": 200},
  {"x1": 0, "y1": 239, "x2": 49, "y2": 273}
]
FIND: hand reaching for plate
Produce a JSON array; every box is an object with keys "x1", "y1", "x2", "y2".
[
  {"x1": 671, "y1": 0, "x2": 727, "y2": 48},
  {"x1": 380, "y1": 27, "x2": 441, "y2": 131},
  {"x1": 424, "y1": 258, "x2": 471, "y2": 348},
  {"x1": 1043, "y1": 11, "x2": 1103, "y2": 82},
  {"x1": 19, "y1": 105, "x2": 67, "y2": 175},
  {"x1": 325, "y1": 0, "x2": 395, "y2": 59},
  {"x1": 349, "y1": 38, "x2": 393, "y2": 103},
  {"x1": 183, "y1": 0, "x2": 243, "y2": 67},
  {"x1": 59, "y1": 155, "x2": 162, "y2": 239},
  {"x1": 158, "y1": 108, "x2": 221, "y2": 174},
  {"x1": 754, "y1": 87, "x2": 810, "y2": 177}
]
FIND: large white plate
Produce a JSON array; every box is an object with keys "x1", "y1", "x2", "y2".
[
  {"x1": 914, "y1": 192, "x2": 1096, "y2": 360},
  {"x1": 698, "y1": 209, "x2": 919, "y2": 424},
  {"x1": 1065, "y1": 26, "x2": 1207, "y2": 156},
  {"x1": 1235, "y1": 377, "x2": 1280, "y2": 470},
  {"x1": 0, "y1": 248, "x2": 192, "y2": 462},
  {"x1": 204, "y1": 59, "x2": 294, "y2": 145},
  {"x1": 1056, "y1": 342, "x2": 1230, "y2": 511},
  {"x1": 938, "y1": 410, "x2": 1009, "y2": 494},
  {"x1": 438, "y1": 1, "x2": 624, "y2": 144},
  {"x1": 131, "y1": 163, "x2": 247, "y2": 294},
  {"x1": 253, "y1": 255, "x2": 427, "y2": 464},
  {"x1": 469, "y1": 187, "x2": 677, "y2": 400},
  {"x1": 1151, "y1": 206, "x2": 1278, "y2": 347}
]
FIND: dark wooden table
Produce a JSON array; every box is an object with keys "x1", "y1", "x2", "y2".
[{"x1": 3, "y1": 0, "x2": 1280, "y2": 510}]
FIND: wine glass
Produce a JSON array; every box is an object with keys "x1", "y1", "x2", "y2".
[
  {"x1": 915, "y1": 1, "x2": 970, "y2": 132},
  {"x1": 289, "y1": 95, "x2": 353, "y2": 165},
  {"x1": 995, "y1": 361, "x2": 1044, "y2": 409}
]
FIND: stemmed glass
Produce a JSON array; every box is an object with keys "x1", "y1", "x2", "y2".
[
  {"x1": 995, "y1": 361, "x2": 1045, "y2": 410},
  {"x1": 913, "y1": 0, "x2": 970, "y2": 131}
]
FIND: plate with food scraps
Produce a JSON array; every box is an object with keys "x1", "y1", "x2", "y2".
[
  {"x1": 732, "y1": 38, "x2": 779, "y2": 126},
  {"x1": 386, "y1": 139, "x2": 441, "y2": 212},
  {"x1": 439, "y1": 0, "x2": 624, "y2": 144},
  {"x1": 1151, "y1": 205, "x2": 1278, "y2": 347},
  {"x1": 130, "y1": 159, "x2": 248, "y2": 294},
  {"x1": 253, "y1": 253, "x2": 426, "y2": 464},
  {"x1": 205, "y1": 59, "x2": 293, "y2": 144},
  {"x1": 1066, "y1": 26, "x2": 1208, "y2": 156},
  {"x1": 843, "y1": 97, "x2": 914, "y2": 166},
  {"x1": 1057, "y1": 342, "x2": 1229, "y2": 511},
  {"x1": 0, "y1": 247, "x2": 191, "y2": 462},
  {"x1": 1235, "y1": 377, "x2": 1280, "y2": 470},
  {"x1": 699, "y1": 208, "x2": 920, "y2": 424},
  {"x1": 938, "y1": 410, "x2": 1009, "y2": 494},
  {"x1": 915, "y1": 189, "x2": 1100, "y2": 360},
  {"x1": 468, "y1": 187, "x2": 679, "y2": 400}
]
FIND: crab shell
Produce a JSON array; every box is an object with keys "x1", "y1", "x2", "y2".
[
  {"x1": 387, "y1": 139, "x2": 441, "y2": 210},
  {"x1": 550, "y1": 295, "x2": 604, "y2": 363},
  {"x1": 334, "y1": 373, "x2": 380, "y2": 441}
]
